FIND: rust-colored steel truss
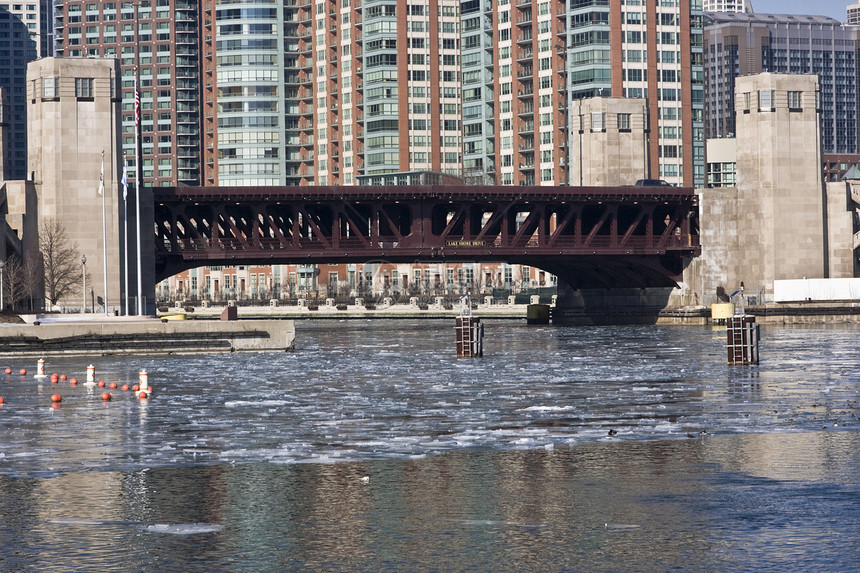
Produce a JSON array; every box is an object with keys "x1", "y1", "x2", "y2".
[{"x1": 153, "y1": 185, "x2": 701, "y2": 288}]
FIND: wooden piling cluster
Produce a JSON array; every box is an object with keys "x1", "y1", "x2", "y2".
[
  {"x1": 726, "y1": 315, "x2": 759, "y2": 365},
  {"x1": 455, "y1": 316, "x2": 483, "y2": 357}
]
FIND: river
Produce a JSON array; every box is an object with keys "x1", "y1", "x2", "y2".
[{"x1": 1, "y1": 319, "x2": 858, "y2": 571}]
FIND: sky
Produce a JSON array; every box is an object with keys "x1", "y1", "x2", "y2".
[{"x1": 749, "y1": 0, "x2": 850, "y2": 21}]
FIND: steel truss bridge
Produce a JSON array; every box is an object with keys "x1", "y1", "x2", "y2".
[{"x1": 153, "y1": 185, "x2": 700, "y2": 289}]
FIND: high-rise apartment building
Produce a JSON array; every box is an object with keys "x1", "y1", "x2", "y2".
[
  {"x1": 0, "y1": 0, "x2": 52, "y2": 180},
  {"x1": 52, "y1": 0, "x2": 202, "y2": 187},
  {"x1": 46, "y1": 1, "x2": 705, "y2": 189},
  {"x1": 39, "y1": 1, "x2": 708, "y2": 302},
  {"x1": 459, "y1": 0, "x2": 704, "y2": 187},
  {"x1": 459, "y1": 0, "x2": 568, "y2": 186},
  {"x1": 0, "y1": 86, "x2": 8, "y2": 179},
  {"x1": 214, "y1": 0, "x2": 295, "y2": 186},
  {"x1": 847, "y1": 2, "x2": 860, "y2": 25},
  {"x1": 702, "y1": 0, "x2": 748, "y2": 12},
  {"x1": 704, "y1": 12, "x2": 859, "y2": 154},
  {"x1": 210, "y1": 0, "x2": 466, "y2": 187},
  {"x1": 562, "y1": 0, "x2": 705, "y2": 187}
]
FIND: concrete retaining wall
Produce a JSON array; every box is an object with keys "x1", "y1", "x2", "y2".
[{"x1": 0, "y1": 319, "x2": 295, "y2": 357}]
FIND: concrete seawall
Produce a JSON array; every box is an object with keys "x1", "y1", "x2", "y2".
[
  {"x1": 162, "y1": 302, "x2": 530, "y2": 320},
  {"x1": 0, "y1": 318, "x2": 295, "y2": 357}
]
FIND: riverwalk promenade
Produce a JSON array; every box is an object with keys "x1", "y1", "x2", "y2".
[
  {"x1": 4, "y1": 297, "x2": 860, "y2": 359},
  {"x1": 0, "y1": 314, "x2": 295, "y2": 358}
]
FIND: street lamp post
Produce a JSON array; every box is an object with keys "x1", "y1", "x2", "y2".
[
  {"x1": 81, "y1": 255, "x2": 87, "y2": 314},
  {"x1": 90, "y1": 288, "x2": 95, "y2": 314},
  {"x1": 0, "y1": 260, "x2": 5, "y2": 312}
]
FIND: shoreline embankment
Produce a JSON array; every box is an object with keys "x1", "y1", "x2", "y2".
[
  {"x1": 3, "y1": 300, "x2": 860, "y2": 358},
  {"x1": 0, "y1": 316, "x2": 295, "y2": 358}
]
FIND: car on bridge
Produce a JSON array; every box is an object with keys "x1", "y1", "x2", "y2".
[{"x1": 634, "y1": 179, "x2": 674, "y2": 187}]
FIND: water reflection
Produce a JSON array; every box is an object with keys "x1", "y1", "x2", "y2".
[
  {"x1": 1, "y1": 321, "x2": 860, "y2": 570},
  {"x1": 2, "y1": 431, "x2": 857, "y2": 571}
]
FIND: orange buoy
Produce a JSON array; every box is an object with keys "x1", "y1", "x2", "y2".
[
  {"x1": 101, "y1": 392, "x2": 112, "y2": 401},
  {"x1": 97, "y1": 380, "x2": 105, "y2": 388},
  {"x1": 70, "y1": 378, "x2": 78, "y2": 385},
  {"x1": 50, "y1": 394, "x2": 62, "y2": 403},
  {"x1": 51, "y1": 377, "x2": 59, "y2": 384},
  {"x1": 3, "y1": 368, "x2": 10, "y2": 375},
  {"x1": 59, "y1": 374, "x2": 67, "y2": 381},
  {"x1": 109, "y1": 382, "x2": 118, "y2": 389},
  {"x1": 121, "y1": 384, "x2": 130, "y2": 391},
  {"x1": 138, "y1": 391, "x2": 148, "y2": 399},
  {"x1": 0, "y1": 397, "x2": 5, "y2": 404},
  {"x1": 132, "y1": 384, "x2": 140, "y2": 392},
  {"x1": 19, "y1": 368, "x2": 27, "y2": 375}
]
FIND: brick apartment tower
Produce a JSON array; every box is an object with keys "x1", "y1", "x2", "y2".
[{"x1": 53, "y1": 0, "x2": 203, "y2": 187}]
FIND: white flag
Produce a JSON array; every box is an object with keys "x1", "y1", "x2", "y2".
[
  {"x1": 98, "y1": 152, "x2": 105, "y2": 196},
  {"x1": 121, "y1": 162, "x2": 128, "y2": 201}
]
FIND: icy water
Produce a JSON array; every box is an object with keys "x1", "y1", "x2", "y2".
[{"x1": 1, "y1": 319, "x2": 859, "y2": 571}]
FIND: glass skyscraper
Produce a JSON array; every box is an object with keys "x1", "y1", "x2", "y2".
[{"x1": 705, "y1": 11, "x2": 859, "y2": 155}]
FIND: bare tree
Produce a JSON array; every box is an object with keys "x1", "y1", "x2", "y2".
[
  {"x1": 22, "y1": 251, "x2": 43, "y2": 310},
  {"x1": 2, "y1": 252, "x2": 43, "y2": 311},
  {"x1": 2, "y1": 254, "x2": 26, "y2": 310},
  {"x1": 39, "y1": 217, "x2": 83, "y2": 308}
]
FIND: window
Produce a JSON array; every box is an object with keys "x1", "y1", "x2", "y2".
[
  {"x1": 591, "y1": 112, "x2": 605, "y2": 132},
  {"x1": 42, "y1": 76, "x2": 58, "y2": 99},
  {"x1": 759, "y1": 89, "x2": 774, "y2": 111},
  {"x1": 75, "y1": 77, "x2": 94, "y2": 99},
  {"x1": 617, "y1": 113, "x2": 631, "y2": 131},
  {"x1": 788, "y1": 90, "x2": 802, "y2": 111}
]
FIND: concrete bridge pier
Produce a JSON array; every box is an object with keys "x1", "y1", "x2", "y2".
[{"x1": 551, "y1": 284, "x2": 675, "y2": 325}]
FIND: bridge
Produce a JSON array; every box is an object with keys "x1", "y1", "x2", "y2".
[{"x1": 153, "y1": 185, "x2": 700, "y2": 291}]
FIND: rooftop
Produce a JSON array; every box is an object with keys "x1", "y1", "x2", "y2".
[{"x1": 705, "y1": 11, "x2": 843, "y2": 26}]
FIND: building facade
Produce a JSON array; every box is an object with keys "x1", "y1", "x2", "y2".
[
  {"x1": 26, "y1": 57, "x2": 131, "y2": 311},
  {"x1": 690, "y1": 72, "x2": 855, "y2": 305},
  {"x1": 702, "y1": 0, "x2": 748, "y2": 12},
  {"x1": 0, "y1": 0, "x2": 52, "y2": 181},
  {"x1": 705, "y1": 12, "x2": 859, "y2": 155},
  {"x1": 848, "y1": 1, "x2": 860, "y2": 25},
  {"x1": 734, "y1": 73, "x2": 828, "y2": 285},
  {"x1": 562, "y1": 0, "x2": 705, "y2": 187},
  {"x1": 38, "y1": 1, "x2": 709, "y2": 304},
  {"x1": 52, "y1": 0, "x2": 202, "y2": 187},
  {"x1": 46, "y1": 1, "x2": 707, "y2": 190},
  {"x1": 569, "y1": 96, "x2": 649, "y2": 186},
  {"x1": 157, "y1": 260, "x2": 553, "y2": 306}
]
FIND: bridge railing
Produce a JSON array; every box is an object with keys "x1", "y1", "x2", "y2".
[{"x1": 161, "y1": 233, "x2": 700, "y2": 254}]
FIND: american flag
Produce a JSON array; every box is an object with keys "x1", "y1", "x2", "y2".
[
  {"x1": 98, "y1": 151, "x2": 104, "y2": 196},
  {"x1": 121, "y1": 161, "x2": 128, "y2": 201},
  {"x1": 134, "y1": 88, "x2": 140, "y2": 126}
]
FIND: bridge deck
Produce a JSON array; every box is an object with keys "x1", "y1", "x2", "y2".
[{"x1": 153, "y1": 185, "x2": 700, "y2": 289}]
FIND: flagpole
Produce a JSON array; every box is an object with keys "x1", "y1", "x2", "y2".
[
  {"x1": 122, "y1": 161, "x2": 129, "y2": 316},
  {"x1": 101, "y1": 149, "x2": 108, "y2": 315},
  {"x1": 133, "y1": 0, "x2": 143, "y2": 315},
  {"x1": 134, "y1": 70, "x2": 143, "y2": 316}
]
